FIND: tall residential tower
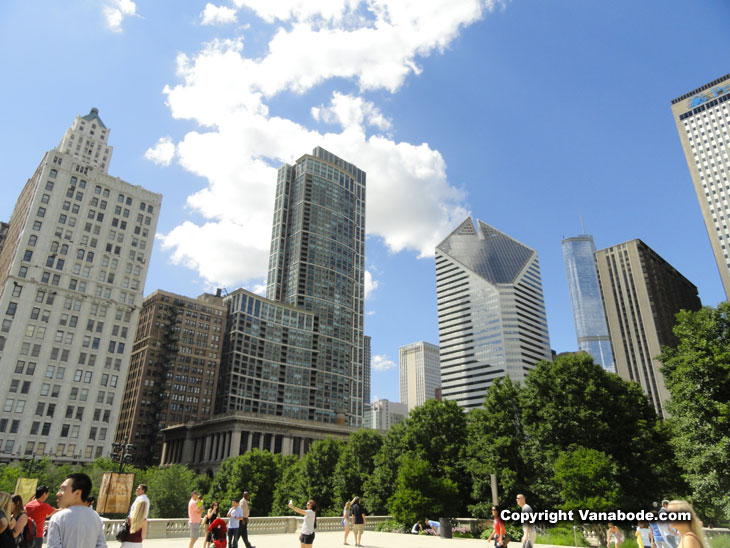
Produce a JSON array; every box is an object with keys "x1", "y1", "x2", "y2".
[
  {"x1": 595, "y1": 239, "x2": 701, "y2": 416},
  {"x1": 435, "y1": 218, "x2": 552, "y2": 410},
  {"x1": 671, "y1": 73, "x2": 730, "y2": 298},
  {"x1": 562, "y1": 234, "x2": 615, "y2": 371},
  {"x1": 0, "y1": 109, "x2": 161, "y2": 463}
]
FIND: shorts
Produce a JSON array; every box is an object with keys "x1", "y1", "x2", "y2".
[
  {"x1": 353, "y1": 523, "x2": 364, "y2": 534},
  {"x1": 189, "y1": 522, "x2": 200, "y2": 538},
  {"x1": 300, "y1": 532, "x2": 315, "y2": 544}
]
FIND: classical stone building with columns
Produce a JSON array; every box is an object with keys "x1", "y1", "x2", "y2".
[{"x1": 160, "y1": 411, "x2": 356, "y2": 473}]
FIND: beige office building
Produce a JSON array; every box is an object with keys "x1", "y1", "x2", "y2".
[
  {"x1": 399, "y1": 341, "x2": 441, "y2": 411},
  {"x1": 595, "y1": 240, "x2": 701, "y2": 417},
  {"x1": 671, "y1": 72, "x2": 730, "y2": 298}
]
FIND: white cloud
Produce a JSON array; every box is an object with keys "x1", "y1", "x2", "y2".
[
  {"x1": 364, "y1": 270, "x2": 379, "y2": 299},
  {"x1": 144, "y1": 137, "x2": 176, "y2": 166},
  {"x1": 201, "y1": 3, "x2": 238, "y2": 25},
  {"x1": 103, "y1": 0, "x2": 137, "y2": 32},
  {"x1": 372, "y1": 354, "x2": 397, "y2": 371},
  {"x1": 153, "y1": 1, "x2": 497, "y2": 286}
]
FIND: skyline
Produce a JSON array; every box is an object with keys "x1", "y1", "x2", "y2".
[{"x1": 2, "y1": 1, "x2": 729, "y2": 404}]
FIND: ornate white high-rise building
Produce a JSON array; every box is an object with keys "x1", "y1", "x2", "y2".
[
  {"x1": 435, "y1": 218, "x2": 552, "y2": 409},
  {"x1": 399, "y1": 341, "x2": 440, "y2": 411},
  {"x1": 0, "y1": 108, "x2": 161, "y2": 463}
]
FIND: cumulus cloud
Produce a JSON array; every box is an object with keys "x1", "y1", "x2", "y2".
[
  {"x1": 364, "y1": 270, "x2": 379, "y2": 299},
  {"x1": 103, "y1": 0, "x2": 136, "y2": 32},
  {"x1": 201, "y1": 3, "x2": 238, "y2": 25},
  {"x1": 144, "y1": 137, "x2": 176, "y2": 166},
  {"x1": 153, "y1": 1, "x2": 497, "y2": 286},
  {"x1": 372, "y1": 354, "x2": 397, "y2": 371}
]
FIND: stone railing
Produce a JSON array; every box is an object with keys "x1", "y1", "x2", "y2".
[{"x1": 102, "y1": 515, "x2": 393, "y2": 540}]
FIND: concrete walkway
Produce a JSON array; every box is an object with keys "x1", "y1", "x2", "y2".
[{"x1": 135, "y1": 533, "x2": 576, "y2": 548}]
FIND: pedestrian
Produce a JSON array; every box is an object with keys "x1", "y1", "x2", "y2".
[
  {"x1": 129, "y1": 485, "x2": 150, "y2": 521},
  {"x1": 10, "y1": 495, "x2": 29, "y2": 546},
  {"x1": 0, "y1": 492, "x2": 16, "y2": 548},
  {"x1": 227, "y1": 499, "x2": 243, "y2": 548},
  {"x1": 238, "y1": 491, "x2": 255, "y2": 548},
  {"x1": 349, "y1": 497, "x2": 366, "y2": 547},
  {"x1": 46, "y1": 473, "x2": 107, "y2": 548},
  {"x1": 486, "y1": 506, "x2": 507, "y2": 548},
  {"x1": 287, "y1": 499, "x2": 317, "y2": 548},
  {"x1": 637, "y1": 521, "x2": 654, "y2": 548},
  {"x1": 342, "y1": 500, "x2": 352, "y2": 545},
  {"x1": 25, "y1": 485, "x2": 58, "y2": 548},
  {"x1": 121, "y1": 499, "x2": 148, "y2": 547},
  {"x1": 666, "y1": 501, "x2": 706, "y2": 548},
  {"x1": 202, "y1": 501, "x2": 220, "y2": 548},
  {"x1": 188, "y1": 491, "x2": 203, "y2": 548},
  {"x1": 658, "y1": 500, "x2": 680, "y2": 548},
  {"x1": 607, "y1": 522, "x2": 624, "y2": 548},
  {"x1": 516, "y1": 494, "x2": 536, "y2": 548}
]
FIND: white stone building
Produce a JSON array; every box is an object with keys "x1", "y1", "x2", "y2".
[
  {"x1": 363, "y1": 398, "x2": 408, "y2": 433},
  {"x1": 0, "y1": 108, "x2": 161, "y2": 463},
  {"x1": 399, "y1": 341, "x2": 441, "y2": 411}
]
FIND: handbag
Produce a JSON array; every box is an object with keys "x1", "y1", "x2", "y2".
[{"x1": 116, "y1": 520, "x2": 130, "y2": 542}]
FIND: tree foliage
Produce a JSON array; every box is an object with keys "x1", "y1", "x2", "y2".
[
  {"x1": 332, "y1": 428, "x2": 383, "y2": 505},
  {"x1": 295, "y1": 437, "x2": 344, "y2": 515},
  {"x1": 660, "y1": 304, "x2": 730, "y2": 521},
  {"x1": 145, "y1": 464, "x2": 198, "y2": 518},
  {"x1": 206, "y1": 449, "x2": 280, "y2": 515}
]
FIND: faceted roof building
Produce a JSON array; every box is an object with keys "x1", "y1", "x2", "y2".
[
  {"x1": 435, "y1": 218, "x2": 552, "y2": 409},
  {"x1": 562, "y1": 234, "x2": 615, "y2": 372}
]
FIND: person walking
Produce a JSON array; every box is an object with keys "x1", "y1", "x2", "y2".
[
  {"x1": 202, "y1": 501, "x2": 220, "y2": 548},
  {"x1": 129, "y1": 485, "x2": 150, "y2": 521},
  {"x1": 24, "y1": 486, "x2": 58, "y2": 548},
  {"x1": 288, "y1": 499, "x2": 317, "y2": 548},
  {"x1": 120, "y1": 500, "x2": 148, "y2": 548},
  {"x1": 516, "y1": 494, "x2": 536, "y2": 548},
  {"x1": 227, "y1": 499, "x2": 244, "y2": 548},
  {"x1": 239, "y1": 491, "x2": 255, "y2": 548},
  {"x1": 486, "y1": 506, "x2": 507, "y2": 548},
  {"x1": 667, "y1": 501, "x2": 707, "y2": 548},
  {"x1": 46, "y1": 473, "x2": 107, "y2": 548},
  {"x1": 607, "y1": 523, "x2": 624, "y2": 548},
  {"x1": 342, "y1": 500, "x2": 352, "y2": 545},
  {"x1": 0, "y1": 492, "x2": 16, "y2": 548},
  {"x1": 349, "y1": 497, "x2": 366, "y2": 547},
  {"x1": 188, "y1": 491, "x2": 203, "y2": 548}
]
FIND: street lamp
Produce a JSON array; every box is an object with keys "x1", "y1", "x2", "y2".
[{"x1": 110, "y1": 443, "x2": 136, "y2": 473}]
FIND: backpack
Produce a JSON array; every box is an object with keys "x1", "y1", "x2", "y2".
[{"x1": 16, "y1": 512, "x2": 37, "y2": 548}]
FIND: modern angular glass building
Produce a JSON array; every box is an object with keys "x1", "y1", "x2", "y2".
[
  {"x1": 435, "y1": 218, "x2": 552, "y2": 409},
  {"x1": 561, "y1": 234, "x2": 615, "y2": 372}
]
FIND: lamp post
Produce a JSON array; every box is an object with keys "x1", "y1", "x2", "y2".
[{"x1": 110, "y1": 443, "x2": 136, "y2": 473}]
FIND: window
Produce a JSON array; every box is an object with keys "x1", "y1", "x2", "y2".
[
  {"x1": 28, "y1": 235, "x2": 37, "y2": 246},
  {"x1": 6, "y1": 302, "x2": 17, "y2": 316},
  {"x1": 37, "y1": 207, "x2": 46, "y2": 217},
  {"x1": 23, "y1": 250, "x2": 33, "y2": 261}
]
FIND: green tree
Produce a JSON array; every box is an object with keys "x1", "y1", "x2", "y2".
[
  {"x1": 363, "y1": 423, "x2": 406, "y2": 514},
  {"x1": 207, "y1": 450, "x2": 279, "y2": 515},
  {"x1": 553, "y1": 445, "x2": 621, "y2": 511},
  {"x1": 660, "y1": 304, "x2": 730, "y2": 521},
  {"x1": 520, "y1": 353, "x2": 678, "y2": 510},
  {"x1": 145, "y1": 464, "x2": 198, "y2": 518},
  {"x1": 332, "y1": 429, "x2": 383, "y2": 506},
  {"x1": 467, "y1": 377, "x2": 528, "y2": 517},
  {"x1": 271, "y1": 454, "x2": 303, "y2": 516},
  {"x1": 297, "y1": 438, "x2": 344, "y2": 515},
  {"x1": 387, "y1": 454, "x2": 459, "y2": 525}
]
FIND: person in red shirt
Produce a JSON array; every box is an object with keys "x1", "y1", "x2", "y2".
[
  {"x1": 24, "y1": 486, "x2": 58, "y2": 548},
  {"x1": 486, "y1": 506, "x2": 507, "y2": 548}
]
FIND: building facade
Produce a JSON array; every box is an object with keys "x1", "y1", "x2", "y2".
[
  {"x1": 363, "y1": 335, "x2": 371, "y2": 408},
  {"x1": 435, "y1": 218, "x2": 552, "y2": 410},
  {"x1": 671, "y1": 73, "x2": 730, "y2": 298},
  {"x1": 363, "y1": 398, "x2": 408, "y2": 433},
  {"x1": 114, "y1": 290, "x2": 226, "y2": 465},
  {"x1": 0, "y1": 109, "x2": 161, "y2": 463},
  {"x1": 595, "y1": 239, "x2": 701, "y2": 416},
  {"x1": 399, "y1": 341, "x2": 441, "y2": 411},
  {"x1": 561, "y1": 234, "x2": 615, "y2": 372}
]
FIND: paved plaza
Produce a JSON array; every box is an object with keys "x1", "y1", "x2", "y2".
[{"x1": 135, "y1": 534, "x2": 567, "y2": 548}]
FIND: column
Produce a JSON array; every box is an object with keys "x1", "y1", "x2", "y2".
[{"x1": 230, "y1": 427, "x2": 242, "y2": 458}]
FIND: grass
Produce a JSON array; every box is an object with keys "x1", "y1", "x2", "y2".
[
  {"x1": 708, "y1": 534, "x2": 730, "y2": 548},
  {"x1": 534, "y1": 525, "x2": 590, "y2": 547}
]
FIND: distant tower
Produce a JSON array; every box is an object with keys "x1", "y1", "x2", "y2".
[
  {"x1": 0, "y1": 108, "x2": 161, "y2": 462},
  {"x1": 595, "y1": 239, "x2": 701, "y2": 416},
  {"x1": 562, "y1": 234, "x2": 615, "y2": 371},
  {"x1": 671, "y1": 73, "x2": 730, "y2": 298},
  {"x1": 399, "y1": 341, "x2": 440, "y2": 411},
  {"x1": 435, "y1": 218, "x2": 552, "y2": 409}
]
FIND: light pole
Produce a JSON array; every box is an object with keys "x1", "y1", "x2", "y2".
[{"x1": 110, "y1": 443, "x2": 136, "y2": 473}]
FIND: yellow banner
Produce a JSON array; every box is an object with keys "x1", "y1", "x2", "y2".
[
  {"x1": 14, "y1": 478, "x2": 38, "y2": 506},
  {"x1": 97, "y1": 472, "x2": 135, "y2": 514}
]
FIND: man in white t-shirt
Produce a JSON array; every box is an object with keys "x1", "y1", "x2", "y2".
[
  {"x1": 517, "y1": 494, "x2": 536, "y2": 548},
  {"x1": 47, "y1": 473, "x2": 107, "y2": 548},
  {"x1": 129, "y1": 484, "x2": 150, "y2": 520}
]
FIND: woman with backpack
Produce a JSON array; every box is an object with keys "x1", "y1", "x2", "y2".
[{"x1": 10, "y1": 495, "x2": 30, "y2": 547}]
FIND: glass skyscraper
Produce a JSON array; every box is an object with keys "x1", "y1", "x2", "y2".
[
  {"x1": 435, "y1": 218, "x2": 552, "y2": 409},
  {"x1": 561, "y1": 234, "x2": 615, "y2": 372}
]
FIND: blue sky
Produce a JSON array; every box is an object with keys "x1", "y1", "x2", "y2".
[{"x1": 1, "y1": 1, "x2": 729, "y2": 403}]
